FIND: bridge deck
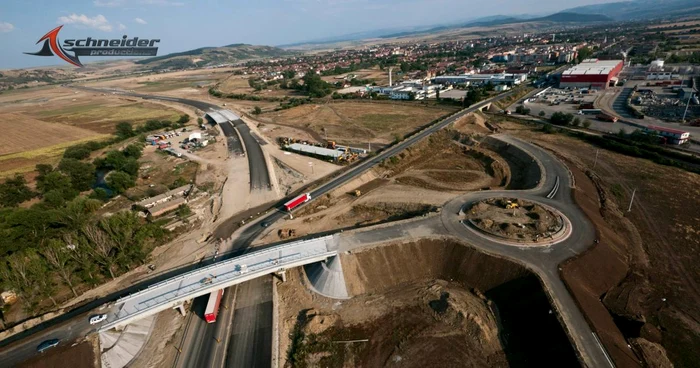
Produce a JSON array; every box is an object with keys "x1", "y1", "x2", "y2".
[{"x1": 100, "y1": 235, "x2": 338, "y2": 331}]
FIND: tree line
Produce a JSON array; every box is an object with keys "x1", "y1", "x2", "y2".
[{"x1": 0, "y1": 116, "x2": 189, "y2": 314}]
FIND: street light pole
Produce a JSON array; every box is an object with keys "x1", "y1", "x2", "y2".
[
  {"x1": 627, "y1": 188, "x2": 636, "y2": 212},
  {"x1": 593, "y1": 149, "x2": 599, "y2": 169},
  {"x1": 682, "y1": 92, "x2": 694, "y2": 123}
]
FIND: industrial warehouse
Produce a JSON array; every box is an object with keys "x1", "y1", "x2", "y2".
[{"x1": 559, "y1": 59, "x2": 624, "y2": 89}]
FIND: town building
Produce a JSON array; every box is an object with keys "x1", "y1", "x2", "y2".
[
  {"x1": 559, "y1": 59, "x2": 624, "y2": 89},
  {"x1": 136, "y1": 184, "x2": 192, "y2": 209},
  {"x1": 644, "y1": 125, "x2": 691, "y2": 145},
  {"x1": 286, "y1": 143, "x2": 343, "y2": 161},
  {"x1": 432, "y1": 72, "x2": 527, "y2": 86},
  {"x1": 148, "y1": 197, "x2": 187, "y2": 217}
]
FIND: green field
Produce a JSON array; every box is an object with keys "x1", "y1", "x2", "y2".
[{"x1": 31, "y1": 102, "x2": 181, "y2": 132}]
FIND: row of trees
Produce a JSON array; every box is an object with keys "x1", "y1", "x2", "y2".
[
  {"x1": 0, "y1": 116, "x2": 191, "y2": 313},
  {"x1": 0, "y1": 198, "x2": 166, "y2": 311},
  {"x1": 0, "y1": 143, "x2": 143, "y2": 211}
]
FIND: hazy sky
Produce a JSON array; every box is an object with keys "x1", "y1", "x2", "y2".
[{"x1": 0, "y1": 0, "x2": 620, "y2": 69}]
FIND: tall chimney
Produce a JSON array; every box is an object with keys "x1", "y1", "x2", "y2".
[{"x1": 389, "y1": 67, "x2": 393, "y2": 87}]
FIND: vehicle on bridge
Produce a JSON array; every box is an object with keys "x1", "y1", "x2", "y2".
[
  {"x1": 204, "y1": 289, "x2": 224, "y2": 323},
  {"x1": 89, "y1": 314, "x2": 107, "y2": 325},
  {"x1": 284, "y1": 193, "x2": 311, "y2": 211}
]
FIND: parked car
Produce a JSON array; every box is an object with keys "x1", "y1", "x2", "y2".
[
  {"x1": 37, "y1": 339, "x2": 60, "y2": 353},
  {"x1": 89, "y1": 314, "x2": 107, "y2": 325}
]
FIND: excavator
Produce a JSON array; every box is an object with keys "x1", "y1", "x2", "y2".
[{"x1": 505, "y1": 200, "x2": 519, "y2": 209}]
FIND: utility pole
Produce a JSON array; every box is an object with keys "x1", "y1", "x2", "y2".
[
  {"x1": 627, "y1": 188, "x2": 636, "y2": 212},
  {"x1": 682, "y1": 91, "x2": 694, "y2": 123},
  {"x1": 593, "y1": 149, "x2": 599, "y2": 169}
]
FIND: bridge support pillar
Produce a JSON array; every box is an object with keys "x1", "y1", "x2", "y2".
[
  {"x1": 275, "y1": 270, "x2": 287, "y2": 282},
  {"x1": 173, "y1": 304, "x2": 186, "y2": 316}
]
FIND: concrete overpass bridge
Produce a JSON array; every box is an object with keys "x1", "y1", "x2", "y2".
[{"x1": 100, "y1": 235, "x2": 343, "y2": 331}]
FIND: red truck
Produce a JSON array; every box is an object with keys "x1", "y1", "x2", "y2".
[
  {"x1": 284, "y1": 193, "x2": 311, "y2": 211},
  {"x1": 596, "y1": 114, "x2": 618, "y2": 123},
  {"x1": 204, "y1": 289, "x2": 223, "y2": 323}
]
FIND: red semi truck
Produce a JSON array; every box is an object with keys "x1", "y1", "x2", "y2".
[
  {"x1": 596, "y1": 113, "x2": 618, "y2": 123},
  {"x1": 284, "y1": 193, "x2": 311, "y2": 211},
  {"x1": 204, "y1": 289, "x2": 223, "y2": 323}
]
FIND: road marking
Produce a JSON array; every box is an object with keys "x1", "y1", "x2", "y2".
[
  {"x1": 592, "y1": 332, "x2": 616, "y2": 368},
  {"x1": 547, "y1": 176, "x2": 560, "y2": 199}
]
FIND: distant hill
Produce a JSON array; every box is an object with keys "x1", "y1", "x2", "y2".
[
  {"x1": 378, "y1": 12, "x2": 611, "y2": 39},
  {"x1": 135, "y1": 44, "x2": 296, "y2": 69},
  {"x1": 563, "y1": 0, "x2": 700, "y2": 20},
  {"x1": 538, "y1": 12, "x2": 612, "y2": 22}
]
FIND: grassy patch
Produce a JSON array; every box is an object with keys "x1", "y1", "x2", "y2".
[
  {"x1": 0, "y1": 135, "x2": 110, "y2": 178},
  {"x1": 32, "y1": 102, "x2": 180, "y2": 126}
]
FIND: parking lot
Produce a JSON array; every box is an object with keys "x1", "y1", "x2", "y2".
[{"x1": 509, "y1": 87, "x2": 639, "y2": 134}]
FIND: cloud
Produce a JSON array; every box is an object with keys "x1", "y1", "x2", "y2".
[
  {"x1": 93, "y1": 0, "x2": 126, "y2": 7},
  {"x1": 0, "y1": 21, "x2": 14, "y2": 33},
  {"x1": 134, "y1": 17, "x2": 147, "y2": 24},
  {"x1": 58, "y1": 14, "x2": 113, "y2": 32},
  {"x1": 118, "y1": 23, "x2": 127, "y2": 31}
]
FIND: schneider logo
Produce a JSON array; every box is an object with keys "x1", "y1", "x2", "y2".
[{"x1": 26, "y1": 25, "x2": 160, "y2": 67}]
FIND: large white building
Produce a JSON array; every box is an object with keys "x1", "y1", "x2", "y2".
[
  {"x1": 371, "y1": 80, "x2": 440, "y2": 100},
  {"x1": 432, "y1": 73, "x2": 527, "y2": 86},
  {"x1": 559, "y1": 59, "x2": 623, "y2": 89}
]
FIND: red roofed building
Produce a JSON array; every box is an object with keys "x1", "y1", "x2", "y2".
[
  {"x1": 644, "y1": 125, "x2": 690, "y2": 145},
  {"x1": 560, "y1": 59, "x2": 624, "y2": 90}
]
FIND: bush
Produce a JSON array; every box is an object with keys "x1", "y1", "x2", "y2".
[
  {"x1": 115, "y1": 122, "x2": 135, "y2": 139},
  {"x1": 106, "y1": 171, "x2": 135, "y2": 194},
  {"x1": 0, "y1": 175, "x2": 36, "y2": 207},
  {"x1": 176, "y1": 204, "x2": 191, "y2": 219},
  {"x1": 550, "y1": 112, "x2": 574, "y2": 126},
  {"x1": 515, "y1": 105, "x2": 531, "y2": 114},
  {"x1": 90, "y1": 188, "x2": 110, "y2": 201},
  {"x1": 63, "y1": 146, "x2": 92, "y2": 160}
]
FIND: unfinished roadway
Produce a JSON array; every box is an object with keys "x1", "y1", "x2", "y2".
[
  {"x1": 335, "y1": 134, "x2": 609, "y2": 367},
  {"x1": 68, "y1": 85, "x2": 272, "y2": 191},
  {"x1": 0, "y1": 89, "x2": 611, "y2": 368}
]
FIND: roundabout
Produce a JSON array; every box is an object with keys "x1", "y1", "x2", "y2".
[{"x1": 461, "y1": 197, "x2": 571, "y2": 247}]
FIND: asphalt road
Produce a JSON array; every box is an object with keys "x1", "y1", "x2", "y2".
[
  {"x1": 0, "y1": 311, "x2": 97, "y2": 368},
  {"x1": 0, "y1": 90, "x2": 516, "y2": 367},
  {"x1": 174, "y1": 285, "x2": 237, "y2": 368},
  {"x1": 68, "y1": 85, "x2": 271, "y2": 190},
  {"x1": 439, "y1": 135, "x2": 611, "y2": 368},
  {"x1": 225, "y1": 277, "x2": 273, "y2": 368},
  {"x1": 337, "y1": 134, "x2": 613, "y2": 367}
]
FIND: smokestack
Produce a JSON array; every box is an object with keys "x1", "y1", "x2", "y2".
[{"x1": 389, "y1": 67, "x2": 393, "y2": 87}]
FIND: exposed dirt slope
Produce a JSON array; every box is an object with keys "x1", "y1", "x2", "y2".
[{"x1": 507, "y1": 127, "x2": 700, "y2": 368}]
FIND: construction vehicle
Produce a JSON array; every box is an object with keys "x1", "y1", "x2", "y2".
[
  {"x1": 326, "y1": 141, "x2": 337, "y2": 149},
  {"x1": 505, "y1": 200, "x2": 519, "y2": 209},
  {"x1": 278, "y1": 228, "x2": 296, "y2": 239},
  {"x1": 354, "y1": 190, "x2": 362, "y2": 197}
]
